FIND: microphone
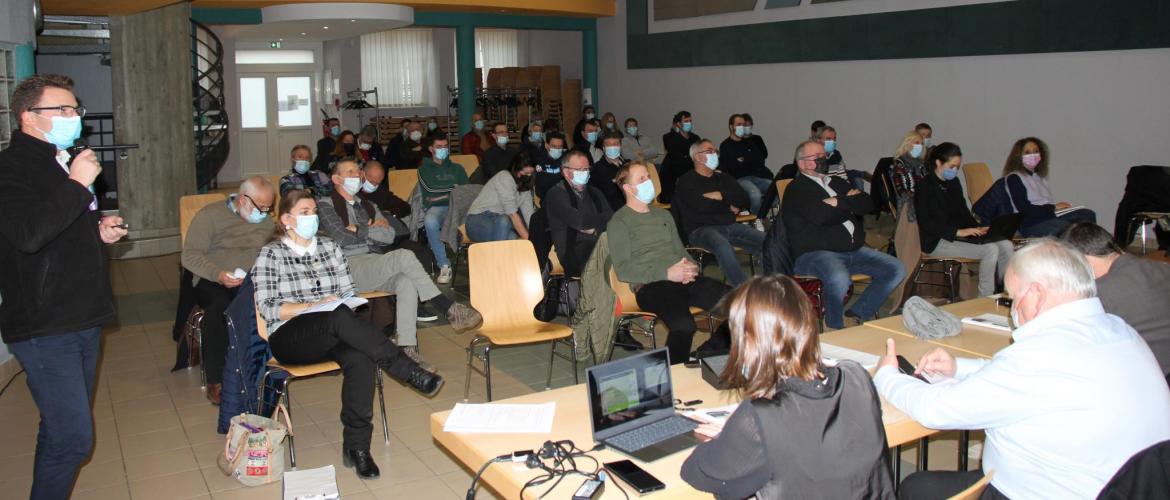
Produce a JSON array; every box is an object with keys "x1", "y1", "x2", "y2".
[{"x1": 66, "y1": 139, "x2": 141, "y2": 165}]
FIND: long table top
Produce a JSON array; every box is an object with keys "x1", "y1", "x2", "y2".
[{"x1": 864, "y1": 297, "x2": 1012, "y2": 359}]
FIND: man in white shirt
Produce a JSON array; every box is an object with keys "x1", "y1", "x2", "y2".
[{"x1": 875, "y1": 239, "x2": 1170, "y2": 500}]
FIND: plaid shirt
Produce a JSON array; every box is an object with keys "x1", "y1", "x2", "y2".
[
  {"x1": 253, "y1": 236, "x2": 355, "y2": 333},
  {"x1": 280, "y1": 170, "x2": 334, "y2": 197}
]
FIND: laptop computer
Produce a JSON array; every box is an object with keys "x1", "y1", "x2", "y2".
[
  {"x1": 958, "y1": 213, "x2": 1023, "y2": 244},
  {"x1": 586, "y1": 348, "x2": 702, "y2": 462}
]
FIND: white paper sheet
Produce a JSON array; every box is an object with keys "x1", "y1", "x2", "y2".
[
  {"x1": 301, "y1": 296, "x2": 368, "y2": 316},
  {"x1": 283, "y1": 465, "x2": 339, "y2": 500},
  {"x1": 443, "y1": 402, "x2": 556, "y2": 434},
  {"x1": 961, "y1": 313, "x2": 1012, "y2": 333},
  {"x1": 820, "y1": 343, "x2": 881, "y2": 369}
]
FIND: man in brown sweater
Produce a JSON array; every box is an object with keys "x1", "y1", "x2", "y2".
[{"x1": 181, "y1": 176, "x2": 275, "y2": 404}]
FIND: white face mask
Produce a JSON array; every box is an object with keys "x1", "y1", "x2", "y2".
[{"x1": 341, "y1": 177, "x2": 361, "y2": 196}]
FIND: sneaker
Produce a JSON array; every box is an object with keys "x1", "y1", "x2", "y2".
[
  {"x1": 436, "y1": 265, "x2": 453, "y2": 284},
  {"x1": 447, "y1": 303, "x2": 483, "y2": 333},
  {"x1": 416, "y1": 308, "x2": 439, "y2": 322},
  {"x1": 753, "y1": 219, "x2": 765, "y2": 232},
  {"x1": 406, "y1": 367, "x2": 444, "y2": 397}
]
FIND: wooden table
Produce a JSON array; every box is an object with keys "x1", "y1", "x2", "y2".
[
  {"x1": 431, "y1": 325, "x2": 945, "y2": 499},
  {"x1": 865, "y1": 297, "x2": 1012, "y2": 359}
]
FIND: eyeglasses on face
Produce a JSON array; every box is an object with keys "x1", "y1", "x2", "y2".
[{"x1": 30, "y1": 105, "x2": 87, "y2": 118}]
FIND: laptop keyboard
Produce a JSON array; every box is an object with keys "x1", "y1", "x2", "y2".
[{"x1": 607, "y1": 415, "x2": 698, "y2": 452}]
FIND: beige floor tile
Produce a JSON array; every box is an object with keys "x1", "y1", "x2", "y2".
[
  {"x1": 437, "y1": 469, "x2": 504, "y2": 500},
  {"x1": 0, "y1": 454, "x2": 34, "y2": 480},
  {"x1": 114, "y1": 408, "x2": 182, "y2": 437},
  {"x1": 414, "y1": 446, "x2": 465, "y2": 476},
  {"x1": 112, "y1": 394, "x2": 175, "y2": 418},
  {"x1": 386, "y1": 404, "x2": 436, "y2": 432},
  {"x1": 125, "y1": 447, "x2": 200, "y2": 481},
  {"x1": 192, "y1": 440, "x2": 229, "y2": 469},
  {"x1": 129, "y1": 469, "x2": 210, "y2": 500},
  {"x1": 0, "y1": 474, "x2": 33, "y2": 498},
  {"x1": 75, "y1": 457, "x2": 128, "y2": 491},
  {"x1": 73, "y1": 481, "x2": 131, "y2": 500},
  {"x1": 209, "y1": 481, "x2": 282, "y2": 500},
  {"x1": 119, "y1": 426, "x2": 190, "y2": 458},
  {"x1": 392, "y1": 423, "x2": 439, "y2": 453},
  {"x1": 370, "y1": 475, "x2": 461, "y2": 500},
  {"x1": 199, "y1": 465, "x2": 246, "y2": 493},
  {"x1": 358, "y1": 449, "x2": 437, "y2": 488}
]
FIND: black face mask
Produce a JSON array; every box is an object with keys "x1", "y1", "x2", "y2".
[
  {"x1": 343, "y1": 143, "x2": 356, "y2": 154},
  {"x1": 516, "y1": 173, "x2": 534, "y2": 192},
  {"x1": 813, "y1": 157, "x2": 830, "y2": 175}
]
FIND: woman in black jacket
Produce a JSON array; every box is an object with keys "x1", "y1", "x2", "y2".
[
  {"x1": 914, "y1": 142, "x2": 1013, "y2": 296},
  {"x1": 681, "y1": 276, "x2": 895, "y2": 499}
]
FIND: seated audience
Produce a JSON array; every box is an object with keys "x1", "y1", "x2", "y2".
[
  {"x1": 358, "y1": 160, "x2": 410, "y2": 219},
  {"x1": 253, "y1": 190, "x2": 444, "y2": 480},
  {"x1": 280, "y1": 144, "x2": 332, "y2": 197},
  {"x1": 460, "y1": 112, "x2": 487, "y2": 161},
  {"x1": 572, "y1": 105, "x2": 596, "y2": 146},
  {"x1": 600, "y1": 112, "x2": 622, "y2": 137},
  {"x1": 535, "y1": 132, "x2": 567, "y2": 199},
  {"x1": 318, "y1": 160, "x2": 482, "y2": 363},
  {"x1": 816, "y1": 125, "x2": 867, "y2": 191},
  {"x1": 681, "y1": 276, "x2": 895, "y2": 498},
  {"x1": 808, "y1": 119, "x2": 826, "y2": 140},
  {"x1": 659, "y1": 110, "x2": 701, "y2": 204},
  {"x1": 782, "y1": 140, "x2": 905, "y2": 328},
  {"x1": 386, "y1": 117, "x2": 410, "y2": 168},
  {"x1": 418, "y1": 136, "x2": 468, "y2": 283},
  {"x1": 718, "y1": 113, "x2": 773, "y2": 216},
  {"x1": 877, "y1": 239, "x2": 1170, "y2": 500},
  {"x1": 741, "y1": 113, "x2": 767, "y2": 159},
  {"x1": 590, "y1": 132, "x2": 627, "y2": 210},
  {"x1": 609, "y1": 161, "x2": 731, "y2": 364},
  {"x1": 573, "y1": 118, "x2": 602, "y2": 162},
  {"x1": 1002, "y1": 137, "x2": 1097, "y2": 237},
  {"x1": 480, "y1": 121, "x2": 516, "y2": 182},
  {"x1": 356, "y1": 125, "x2": 386, "y2": 164},
  {"x1": 675, "y1": 140, "x2": 763, "y2": 287},
  {"x1": 1059, "y1": 222, "x2": 1170, "y2": 376},
  {"x1": 519, "y1": 114, "x2": 541, "y2": 150},
  {"x1": 329, "y1": 130, "x2": 357, "y2": 165},
  {"x1": 520, "y1": 121, "x2": 548, "y2": 164},
  {"x1": 313, "y1": 117, "x2": 341, "y2": 171},
  {"x1": 620, "y1": 117, "x2": 658, "y2": 161},
  {"x1": 397, "y1": 121, "x2": 425, "y2": 169},
  {"x1": 915, "y1": 122, "x2": 933, "y2": 149},
  {"x1": 544, "y1": 150, "x2": 613, "y2": 277},
  {"x1": 181, "y1": 176, "x2": 275, "y2": 404},
  {"x1": 424, "y1": 117, "x2": 443, "y2": 140},
  {"x1": 890, "y1": 130, "x2": 927, "y2": 220},
  {"x1": 916, "y1": 142, "x2": 1013, "y2": 297},
  {"x1": 466, "y1": 153, "x2": 536, "y2": 242}
]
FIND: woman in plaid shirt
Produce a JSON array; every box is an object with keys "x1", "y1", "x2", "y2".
[{"x1": 253, "y1": 189, "x2": 443, "y2": 480}]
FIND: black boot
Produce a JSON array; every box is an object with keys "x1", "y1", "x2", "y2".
[
  {"x1": 343, "y1": 449, "x2": 380, "y2": 479},
  {"x1": 613, "y1": 324, "x2": 639, "y2": 352},
  {"x1": 406, "y1": 367, "x2": 444, "y2": 397}
]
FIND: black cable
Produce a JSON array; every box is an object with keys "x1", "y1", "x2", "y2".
[
  {"x1": 0, "y1": 369, "x2": 25, "y2": 398},
  {"x1": 467, "y1": 453, "x2": 512, "y2": 500}
]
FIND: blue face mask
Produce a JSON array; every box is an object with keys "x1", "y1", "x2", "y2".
[
  {"x1": 941, "y1": 168, "x2": 959, "y2": 181},
  {"x1": 681, "y1": 122, "x2": 693, "y2": 133},
  {"x1": 910, "y1": 144, "x2": 924, "y2": 159},
  {"x1": 571, "y1": 170, "x2": 590, "y2": 186},
  {"x1": 548, "y1": 148, "x2": 564, "y2": 160},
  {"x1": 743, "y1": 125, "x2": 753, "y2": 136},
  {"x1": 586, "y1": 131, "x2": 599, "y2": 144},
  {"x1": 434, "y1": 147, "x2": 450, "y2": 161},
  {"x1": 704, "y1": 152, "x2": 719, "y2": 169},
  {"x1": 604, "y1": 146, "x2": 622, "y2": 160},
  {"x1": 293, "y1": 160, "x2": 310, "y2": 174},
  {"x1": 530, "y1": 132, "x2": 543, "y2": 143},
  {"x1": 361, "y1": 180, "x2": 378, "y2": 193},
  {"x1": 626, "y1": 126, "x2": 638, "y2": 136},
  {"x1": 824, "y1": 140, "x2": 837, "y2": 154},
  {"x1": 734, "y1": 125, "x2": 746, "y2": 138},
  {"x1": 634, "y1": 179, "x2": 656, "y2": 204},
  {"x1": 330, "y1": 126, "x2": 341, "y2": 137},
  {"x1": 428, "y1": 121, "x2": 438, "y2": 131},
  {"x1": 293, "y1": 214, "x2": 318, "y2": 239},
  {"x1": 38, "y1": 115, "x2": 82, "y2": 150},
  {"x1": 245, "y1": 204, "x2": 267, "y2": 224},
  {"x1": 496, "y1": 135, "x2": 509, "y2": 147},
  {"x1": 474, "y1": 120, "x2": 485, "y2": 131}
]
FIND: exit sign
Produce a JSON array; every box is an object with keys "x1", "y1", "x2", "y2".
[{"x1": 270, "y1": 41, "x2": 282, "y2": 49}]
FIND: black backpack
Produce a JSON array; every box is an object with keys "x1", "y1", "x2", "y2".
[{"x1": 972, "y1": 177, "x2": 1016, "y2": 223}]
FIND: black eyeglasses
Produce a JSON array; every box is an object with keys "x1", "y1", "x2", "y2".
[
  {"x1": 29, "y1": 105, "x2": 87, "y2": 118},
  {"x1": 242, "y1": 194, "x2": 272, "y2": 214}
]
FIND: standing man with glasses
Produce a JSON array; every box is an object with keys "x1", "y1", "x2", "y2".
[
  {"x1": 181, "y1": 176, "x2": 277, "y2": 404},
  {"x1": 0, "y1": 74, "x2": 129, "y2": 500}
]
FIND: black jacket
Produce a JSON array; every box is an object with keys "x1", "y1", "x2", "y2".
[
  {"x1": 674, "y1": 169, "x2": 750, "y2": 235},
  {"x1": 781, "y1": 173, "x2": 874, "y2": 259},
  {"x1": 914, "y1": 173, "x2": 979, "y2": 253},
  {"x1": 590, "y1": 158, "x2": 626, "y2": 211},
  {"x1": 480, "y1": 144, "x2": 517, "y2": 184},
  {"x1": 0, "y1": 131, "x2": 116, "y2": 343},
  {"x1": 718, "y1": 137, "x2": 771, "y2": 179},
  {"x1": 659, "y1": 130, "x2": 701, "y2": 203}
]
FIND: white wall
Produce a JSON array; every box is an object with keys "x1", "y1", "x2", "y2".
[
  {"x1": 35, "y1": 55, "x2": 113, "y2": 113},
  {"x1": 598, "y1": 0, "x2": 1170, "y2": 229},
  {"x1": 523, "y1": 30, "x2": 582, "y2": 81}
]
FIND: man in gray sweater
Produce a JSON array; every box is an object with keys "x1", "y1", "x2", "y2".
[
  {"x1": 181, "y1": 176, "x2": 275, "y2": 404},
  {"x1": 1060, "y1": 223, "x2": 1170, "y2": 378}
]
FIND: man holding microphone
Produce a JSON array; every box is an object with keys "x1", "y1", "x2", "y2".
[{"x1": 0, "y1": 74, "x2": 128, "y2": 500}]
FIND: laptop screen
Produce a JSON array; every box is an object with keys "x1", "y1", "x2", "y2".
[{"x1": 586, "y1": 349, "x2": 675, "y2": 439}]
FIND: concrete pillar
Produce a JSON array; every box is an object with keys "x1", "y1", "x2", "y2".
[
  {"x1": 455, "y1": 22, "x2": 476, "y2": 135},
  {"x1": 110, "y1": 2, "x2": 196, "y2": 256}
]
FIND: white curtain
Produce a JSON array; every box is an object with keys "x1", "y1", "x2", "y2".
[
  {"x1": 361, "y1": 28, "x2": 436, "y2": 107},
  {"x1": 475, "y1": 29, "x2": 519, "y2": 86}
]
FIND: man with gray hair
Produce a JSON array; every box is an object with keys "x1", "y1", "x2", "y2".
[
  {"x1": 182, "y1": 176, "x2": 276, "y2": 404},
  {"x1": 875, "y1": 239, "x2": 1170, "y2": 500}
]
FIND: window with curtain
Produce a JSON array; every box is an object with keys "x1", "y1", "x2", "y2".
[
  {"x1": 475, "y1": 29, "x2": 518, "y2": 86},
  {"x1": 361, "y1": 28, "x2": 435, "y2": 107}
]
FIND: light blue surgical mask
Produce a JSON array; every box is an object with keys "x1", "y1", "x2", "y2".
[
  {"x1": 246, "y1": 204, "x2": 267, "y2": 224},
  {"x1": 571, "y1": 170, "x2": 590, "y2": 186},
  {"x1": 330, "y1": 125, "x2": 341, "y2": 137},
  {"x1": 548, "y1": 148, "x2": 564, "y2": 160},
  {"x1": 626, "y1": 126, "x2": 638, "y2": 136},
  {"x1": 923, "y1": 137, "x2": 932, "y2": 148},
  {"x1": 428, "y1": 121, "x2": 438, "y2": 131},
  {"x1": 604, "y1": 146, "x2": 622, "y2": 160},
  {"x1": 529, "y1": 132, "x2": 543, "y2": 143},
  {"x1": 293, "y1": 214, "x2": 319, "y2": 239},
  {"x1": 434, "y1": 147, "x2": 450, "y2": 161},
  {"x1": 361, "y1": 180, "x2": 378, "y2": 193},
  {"x1": 474, "y1": 120, "x2": 485, "y2": 131},
  {"x1": 743, "y1": 125, "x2": 753, "y2": 136},
  {"x1": 38, "y1": 115, "x2": 82, "y2": 150},
  {"x1": 586, "y1": 131, "x2": 599, "y2": 144},
  {"x1": 681, "y1": 122, "x2": 693, "y2": 133},
  {"x1": 496, "y1": 135, "x2": 509, "y2": 147},
  {"x1": 634, "y1": 179, "x2": 656, "y2": 204},
  {"x1": 704, "y1": 152, "x2": 719, "y2": 169},
  {"x1": 910, "y1": 144, "x2": 924, "y2": 159},
  {"x1": 342, "y1": 177, "x2": 361, "y2": 196},
  {"x1": 941, "y1": 168, "x2": 959, "y2": 181},
  {"x1": 824, "y1": 140, "x2": 837, "y2": 154},
  {"x1": 734, "y1": 125, "x2": 746, "y2": 138},
  {"x1": 294, "y1": 160, "x2": 311, "y2": 174}
]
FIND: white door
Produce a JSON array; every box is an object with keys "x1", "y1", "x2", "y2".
[{"x1": 239, "y1": 73, "x2": 315, "y2": 177}]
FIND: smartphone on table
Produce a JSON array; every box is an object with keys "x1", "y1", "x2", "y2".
[{"x1": 604, "y1": 459, "x2": 665, "y2": 494}]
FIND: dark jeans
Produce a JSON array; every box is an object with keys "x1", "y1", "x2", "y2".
[
  {"x1": 899, "y1": 470, "x2": 1008, "y2": 500},
  {"x1": 194, "y1": 279, "x2": 241, "y2": 385},
  {"x1": 9, "y1": 327, "x2": 102, "y2": 500},
  {"x1": 635, "y1": 277, "x2": 730, "y2": 364},
  {"x1": 794, "y1": 248, "x2": 906, "y2": 329},
  {"x1": 689, "y1": 224, "x2": 765, "y2": 286},
  {"x1": 1019, "y1": 208, "x2": 1097, "y2": 238},
  {"x1": 267, "y1": 307, "x2": 418, "y2": 451}
]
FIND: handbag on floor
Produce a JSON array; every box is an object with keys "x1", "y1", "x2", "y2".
[{"x1": 218, "y1": 404, "x2": 292, "y2": 487}]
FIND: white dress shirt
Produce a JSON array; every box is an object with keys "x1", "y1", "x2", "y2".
[{"x1": 874, "y1": 298, "x2": 1170, "y2": 500}]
